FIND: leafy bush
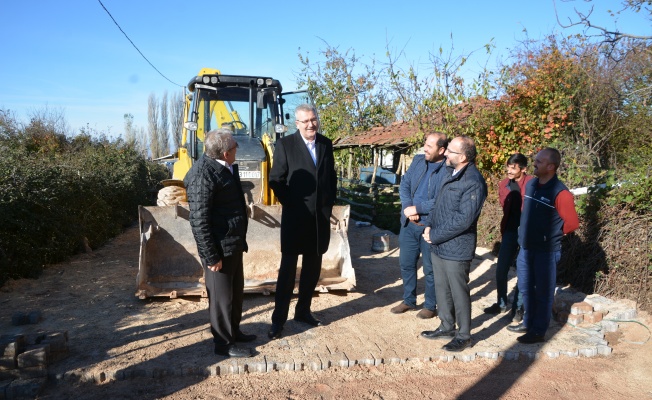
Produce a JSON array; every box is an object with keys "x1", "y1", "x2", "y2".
[{"x1": 0, "y1": 110, "x2": 168, "y2": 285}]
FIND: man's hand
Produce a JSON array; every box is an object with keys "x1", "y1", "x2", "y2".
[
  {"x1": 208, "y1": 260, "x2": 223, "y2": 272},
  {"x1": 422, "y1": 226, "x2": 432, "y2": 244},
  {"x1": 403, "y1": 206, "x2": 418, "y2": 218}
]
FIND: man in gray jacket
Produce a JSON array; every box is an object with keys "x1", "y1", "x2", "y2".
[
  {"x1": 421, "y1": 135, "x2": 487, "y2": 352},
  {"x1": 392, "y1": 132, "x2": 447, "y2": 319}
]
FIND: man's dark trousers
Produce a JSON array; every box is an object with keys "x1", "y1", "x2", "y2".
[
  {"x1": 495, "y1": 230, "x2": 522, "y2": 312},
  {"x1": 203, "y1": 254, "x2": 244, "y2": 347},
  {"x1": 431, "y1": 252, "x2": 471, "y2": 340},
  {"x1": 398, "y1": 221, "x2": 436, "y2": 310},
  {"x1": 271, "y1": 252, "x2": 322, "y2": 325}
]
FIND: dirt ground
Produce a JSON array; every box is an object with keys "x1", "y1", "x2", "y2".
[{"x1": 1, "y1": 222, "x2": 651, "y2": 400}]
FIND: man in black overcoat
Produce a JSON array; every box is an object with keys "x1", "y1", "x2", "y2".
[{"x1": 267, "y1": 104, "x2": 337, "y2": 339}]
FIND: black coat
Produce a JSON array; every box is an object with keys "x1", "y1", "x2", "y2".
[
  {"x1": 269, "y1": 131, "x2": 337, "y2": 255},
  {"x1": 184, "y1": 155, "x2": 249, "y2": 269}
]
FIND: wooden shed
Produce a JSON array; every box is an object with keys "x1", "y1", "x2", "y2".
[{"x1": 332, "y1": 121, "x2": 421, "y2": 182}]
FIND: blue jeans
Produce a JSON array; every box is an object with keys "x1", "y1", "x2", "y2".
[
  {"x1": 398, "y1": 221, "x2": 436, "y2": 310},
  {"x1": 495, "y1": 230, "x2": 523, "y2": 311},
  {"x1": 516, "y1": 248, "x2": 561, "y2": 336}
]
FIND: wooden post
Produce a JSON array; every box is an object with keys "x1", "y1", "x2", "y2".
[{"x1": 348, "y1": 148, "x2": 353, "y2": 180}]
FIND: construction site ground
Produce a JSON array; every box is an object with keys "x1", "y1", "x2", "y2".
[{"x1": 1, "y1": 222, "x2": 651, "y2": 399}]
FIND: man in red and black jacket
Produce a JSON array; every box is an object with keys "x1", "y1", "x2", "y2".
[
  {"x1": 508, "y1": 148, "x2": 579, "y2": 344},
  {"x1": 484, "y1": 154, "x2": 532, "y2": 323}
]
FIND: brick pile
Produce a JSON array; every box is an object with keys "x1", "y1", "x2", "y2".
[{"x1": 0, "y1": 330, "x2": 69, "y2": 399}]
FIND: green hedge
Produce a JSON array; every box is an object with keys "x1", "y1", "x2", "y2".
[{"x1": 0, "y1": 111, "x2": 168, "y2": 285}]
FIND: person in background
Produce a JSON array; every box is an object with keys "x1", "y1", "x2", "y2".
[
  {"x1": 507, "y1": 147, "x2": 579, "y2": 343},
  {"x1": 420, "y1": 135, "x2": 487, "y2": 352},
  {"x1": 267, "y1": 104, "x2": 337, "y2": 340},
  {"x1": 184, "y1": 128, "x2": 255, "y2": 358},
  {"x1": 391, "y1": 132, "x2": 448, "y2": 319},
  {"x1": 484, "y1": 153, "x2": 532, "y2": 323}
]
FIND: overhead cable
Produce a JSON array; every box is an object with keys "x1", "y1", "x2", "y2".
[{"x1": 97, "y1": 0, "x2": 184, "y2": 88}]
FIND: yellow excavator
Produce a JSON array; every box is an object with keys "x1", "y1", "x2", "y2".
[{"x1": 136, "y1": 68, "x2": 354, "y2": 298}]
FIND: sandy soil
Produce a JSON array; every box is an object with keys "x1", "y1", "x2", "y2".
[{"x1": 1, "y1": 222, "x2": 651, "y2": 399}]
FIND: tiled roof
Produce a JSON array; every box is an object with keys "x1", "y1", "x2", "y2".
[{"x1": 332, "y1": 121, "x2": 419, "y2": 148}]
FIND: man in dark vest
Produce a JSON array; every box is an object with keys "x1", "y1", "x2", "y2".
[
  {"x1": 267, "y1": 104, "x2": 337, "y2": 339},
  {"x1": 508, "y1": 147, "x2": 579, "y2": 343},
  {"x1": 185, "y1": 128, "x2": 254, "y2": 358}
]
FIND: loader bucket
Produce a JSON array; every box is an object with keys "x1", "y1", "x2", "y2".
[{"x1": 136, "y1": 204, "x2": 354, "y2": 298}]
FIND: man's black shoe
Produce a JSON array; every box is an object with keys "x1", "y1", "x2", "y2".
[
  {"x1": 516, "y1": 333, "x2": 545, "y2": 344},
  {"x1": 267, "y1": 324, "x2": 283, "y2": 339},
  {"x1": 235, "y1": 332, "x2": 257, "y2": 343},
  {"x1": 442, "y1": 337, "x2": 472, "y2": 352},
  {"x1": 294, "y1": 313, "x2": 323, "y2": 327},
  {"x1": 483, "y1": 303, "x2": 508, "y2": 314},
  {"x1": 420, "y1": 327, "x2": 456, "y2": 340},
  {"x1": 214, "y1": 344, "x2": 252, "y2": 358},
  {"x1": 506, "y1": 323, "x2": 527, "y2": 333}
]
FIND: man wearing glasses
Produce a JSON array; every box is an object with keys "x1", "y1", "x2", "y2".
[
  {"x1": 421, "y1": 135, "x2": 487, "y2": 352},
  {"x1": 185, "y1": 129, "x2": 254, "y2": 358},
  {"x1": 267, "y1": 104, "x2": 337, "y2": 339}
]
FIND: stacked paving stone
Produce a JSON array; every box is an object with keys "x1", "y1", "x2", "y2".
[{"x1": 1, "y1": 311, "x2": 69, "y2": 399}]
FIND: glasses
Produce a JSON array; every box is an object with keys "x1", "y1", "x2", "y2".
[
  {"x1": 446, "y1": 148, "x2": 462, "y2": 155},
  {"x1": 228, "y1": 142, "x2": 239, "y2": 152},
  {"x1": 296, "y1": 118, "x2": 318, "y2": 125}
]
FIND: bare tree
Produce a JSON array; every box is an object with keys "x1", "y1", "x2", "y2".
[
  {"x1": 169, "y1": 90, "x2": 184, "y2": 151},
  {"x1": 158, "y1": 91, "x2": 170, "y2": 156},
  {"x1": 136, "y1": 126, "x2": 148, "y2": 158},
  {"x1": 554, "y1": 0, "x2": 652, "y2": 48},
  {"x1": 148, "y1": 93, "x2": 159, "y2": 158},
  {"x1": 123, "y1": 113, "x2": 135, "y2": 145}
]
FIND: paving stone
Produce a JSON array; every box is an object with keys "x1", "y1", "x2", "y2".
[
  {"x1": 544, "y1": 350, "x2": 560, "y2": 358},
  {"x1": 17, "y1": 347, "x2": 48, "y2": 369},
  {"x1": 567, "y1": 314, "x2": 584, "y2": 325},
  {"x1": 7, "y1": 378, "x2": 46, "y2": 399},
  {"x1": 597, "y1": 345, "x2": 612, "y2": 355},
  {"x1": 0, "y1": 337, "x2": 25, "y2": 358},
  {"x1": 584, "y1": 312, "x2": 604, "y2": 324},
  {"x1": 560, "y1": 349, "x2": 579, "y2": 357},
  {"x1": 570, "y1": 302, "x2": 594, "y2": 315},
  {"x1": 476, "y1": 351, "x2": 499, "y2": 360},
  {"x1": 579, "y1": 347, "x2": 598, "y2": 357},
  {"x1": 600, "y1": 320, "x2": 619, "y2": 332},
  {"x1": 454, "y1": 353, "x2": 477, "y2": 362},
  {"x1": 584, "y1": 295, "x2": 614, "y2": 312}
]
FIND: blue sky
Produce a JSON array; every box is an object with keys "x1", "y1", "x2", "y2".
[{"x1": 0, "y1": 0, "x2": 648, "y2": 138}]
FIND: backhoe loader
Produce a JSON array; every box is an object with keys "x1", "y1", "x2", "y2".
[{"x1": 136, "y1": 68, "x2": 355, "y2": 298}]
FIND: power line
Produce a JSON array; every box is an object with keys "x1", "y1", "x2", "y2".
[{"x1": 97, "y1": 0, "x2": 184, "y2": 88}]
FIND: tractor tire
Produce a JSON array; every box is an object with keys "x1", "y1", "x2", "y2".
[{"x1": 157, "y1": 186, "x2": 187, "y2": 206}]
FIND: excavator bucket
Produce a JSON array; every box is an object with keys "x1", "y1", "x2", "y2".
[{"x1": 136, "y1": 204, "x2": 354, "y2": 299}]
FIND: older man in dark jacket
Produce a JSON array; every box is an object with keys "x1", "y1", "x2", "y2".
[
  {"x1": 185, "y1": 128, "x2": 254, "y2": 358},
  {"x1": 421, "y1": 135, "x2": 487, "y2": 352}
]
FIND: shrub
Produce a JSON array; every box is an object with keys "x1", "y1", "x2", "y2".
[{"x1": 0, "y1": 110, "x2": 167, "y2": 285}]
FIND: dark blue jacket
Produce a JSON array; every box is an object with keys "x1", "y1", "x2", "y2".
[
  {"x1": 399, "y1": 154, "x2": 447, "y2": 227},
  {"x1": 518, "y1": 175, "x2": 567, "y2": 252},
  {"x1": 426, "y1": 162, "x2": 487, "y2": 261}
]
